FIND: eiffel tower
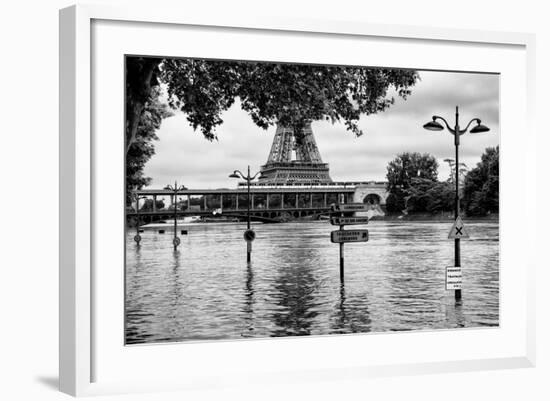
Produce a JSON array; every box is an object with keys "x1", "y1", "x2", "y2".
[{"x1": 258, "y1": 123, "x2": 333, "y2": 184}]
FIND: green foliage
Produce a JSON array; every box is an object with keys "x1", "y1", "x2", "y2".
[{"x1": 463, "y1": 147, "x2": 499, "y2": 216}]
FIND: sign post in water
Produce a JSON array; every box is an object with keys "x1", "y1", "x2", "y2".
[
  {"x1": 133, "y1": 191, "x2": 147, "y2": 245},
  {"x1": 447, "y1": 215, "x2": 469, "y2": 298},
  {"x1": 328, "y1": 203, "x2": 369, "y2": 282},
  {"x1": 446, "y1": 266, "x2": 462, "y2": 290},
  {"x1": 243, "y1": 228, "x2": 256, "y2": 264},
  {"x1": 330, "y1": 216, "x2": 371, "y2": 226}
]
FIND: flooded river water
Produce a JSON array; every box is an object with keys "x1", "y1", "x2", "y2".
[{"x1": 125, "y1": 220, "x2": 499, "y2": 344}]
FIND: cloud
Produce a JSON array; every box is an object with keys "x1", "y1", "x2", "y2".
[{"x1": 143, "y1": 69, "x2": 500, "y2": 188}]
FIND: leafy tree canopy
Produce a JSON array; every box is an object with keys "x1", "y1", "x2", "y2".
[
  {"x1": 405, "y1": 178, "x2": 454, "y2": 214},
  {"x1": 384, "y1": 152, "x2": 440, "y2": 214},
  {"x1": 161, "y1": 59, "x2": 418, "y2": 143},
  {"x1": 386, "y1": 152, "x2": 439, "y2": 192},
  {"x1": 126, "y1": 86, "x2": 173, "y2": 204},
  {"x1": 443, "y1": 158, "x2": 468, "y2": 186},
  {"x1": 463, "y1": 146, "x2": 499, "y2": 216},
  {"x1": 126, "y1": 58, "x2": 162, "y2": 153},
  {"x1": 126, "y1": 57, "x2": 419, "y2": 152}
]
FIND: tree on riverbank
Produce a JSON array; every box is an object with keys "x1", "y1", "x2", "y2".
[
  {"x1": 385, "y1": 152, "x2": 439, "y2": 214},
  {"x1": 385, "y1": 148, "x2": 499, "y2": 216},
  {"x1": 462, "y1": 146, "x2": 499, "y2": 216},
  {"x1": 404, "y1": 178, "x2": 455, "y2": 213},
  {"x1": 125, "y1": 87, "x2": 173, "y2": 205},
  {"x1": 443, "y1": 158, "x2": 468, "y2": 193}
]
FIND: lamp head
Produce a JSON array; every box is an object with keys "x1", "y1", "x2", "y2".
[
  {"x1": 229, "y1": 172, "x2": 240, "y2": 179},
  {"x1": 423, "y1": 118, "x2": 444, "y2": 131},
  {"x1": 470, "y1": 121, "x2": 490, "y2": 133}
]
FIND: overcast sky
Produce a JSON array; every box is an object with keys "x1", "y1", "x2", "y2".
[{"x1": 143, "y1": 69, "x2": 499, "y2": 189}]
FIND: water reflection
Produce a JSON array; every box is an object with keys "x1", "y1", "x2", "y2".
[
  {"x1": 125, "y1": 221, "x2": 499, "y2": 344},
  {"x1": 241, "y1": 262, "x2": 255, "y2": 337},
  {"x1": 444, "y1": 299, "x2": 466, "y2": 328},
  {"x1": 165, "y1": 250, "x2": 184, "y2": 340},
  {"x1": 269, "y1": 241, "x2": 321, "y2": 336},
  {"x1": 125, "y1": 245, "x2": 156, "y2": 344},
  {"x1": 330, "y1": 284, "x2": 372, "y2": 334}
]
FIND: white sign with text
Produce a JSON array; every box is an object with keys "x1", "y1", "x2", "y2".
[{"x1": 446, "y1": 266, "x2": 463, "y2": 290}]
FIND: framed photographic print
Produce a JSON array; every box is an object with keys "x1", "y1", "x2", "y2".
[{"x1": 59, "y1": 4, "x2": 536, "y2": 397}]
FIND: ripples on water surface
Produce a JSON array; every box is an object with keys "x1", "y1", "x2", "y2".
[{"x1": 125, "y1": 221, "x2": 499, "y2": 344}]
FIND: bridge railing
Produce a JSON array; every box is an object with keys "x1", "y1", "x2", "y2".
[
  {"x1": 126, "y1": 205, "x2": 334, "y2": 217},
  {"x1": 129, "y1": 189, "x2": 356, "y2": 214}
]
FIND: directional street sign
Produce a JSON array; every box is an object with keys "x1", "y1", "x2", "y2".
[
  {"x1": 330, "y1": 229, "x2": 369, "y2": 243},
  {"x1": 446, "y1": 266, "x2": 462, "y2": 290},
  {"x1": 328, "y1": 205, "x2": 371, "y2": 282},
  {"x1": 448, "y1": 216, "x2": 469, "y2": 239},
  {"x1": 243, "y1": 229, "x2": 256, "y2": 242},
  {"x1": 331, "y1": 203, "x2": 370, "y2": 212},
  {"x1": 330, "y1": 216, "x2": 370, "y2": 226}
]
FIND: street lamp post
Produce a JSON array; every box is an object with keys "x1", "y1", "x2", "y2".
[
  {"x1": 423, "y1": 105, "x2": 490, "y2": 301},
  {"x1": 164, "y1": 181, "x2": 186, "y2": 250},
  {"x1": 132, "y1": 192, "x2": 148, "y2": 245},
  {"x1": 229, "y1": 165, "x2": 260, "y2": 263}
]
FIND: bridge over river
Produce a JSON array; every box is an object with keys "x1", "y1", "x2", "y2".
[{"x1": 127, "y1": 182, "x2": 389, "y2": 223}]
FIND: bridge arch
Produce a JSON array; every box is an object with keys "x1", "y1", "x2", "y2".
[
  {"x1": 352, "y1": 184, "x2": 389, "y2": 205},
  {"x1": 363, "y1": 193, "x2": 382, "y2": 205}
]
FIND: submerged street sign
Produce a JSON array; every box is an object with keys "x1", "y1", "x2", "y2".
[
  {"x1": 243, "y1": 229, "x2": 256, "y2": 242},
  {"x1": 448, "y1": 216, "x2": 469, "y2": 239},
  {"x1": 330, "y1": 216, "x2": 370, "y2": 226},
  {"x1": 331, "y1": 203, "x2": 370, "y2": 212},
  {"x1": 446, "y1": 266, "x2": 462, "y2": 290},
  {"x1": 330, "y1": 229, "x2": 369, "y2": 243}
]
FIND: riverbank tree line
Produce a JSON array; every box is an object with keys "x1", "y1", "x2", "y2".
[{"x1": 385, "y1": 147, "x2": 499, "y2": 217}]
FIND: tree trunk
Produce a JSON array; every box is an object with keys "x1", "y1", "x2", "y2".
[
  {"x1": 126, "y1": 99, "x2": 145, "y2": 153},
  {"x1": 125, "y1": 58, "x2": 161, "y2": 155}
]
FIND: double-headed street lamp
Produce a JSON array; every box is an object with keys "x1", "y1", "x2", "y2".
[
  {"x1": 164, "y1": 180, "x2": 187, "y2": 250},
  {"x1": 229, "y1": 165, "x2": 260, "y2": 263},
  {"x1": 423, "y1": 105, "x2": 490, "y2": 301}
]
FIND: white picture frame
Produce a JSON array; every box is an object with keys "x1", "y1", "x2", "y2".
[{"x1": 59, "y1": 4, "x2": 536, "y2": 397}]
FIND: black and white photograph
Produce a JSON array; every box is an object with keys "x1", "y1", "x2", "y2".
[
  {"x1": 5, "y1": 0, "x2": 550, "y2": 399},
  {"x1": 124, "y1": 56, "x2": 499, "y2": 345}
]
